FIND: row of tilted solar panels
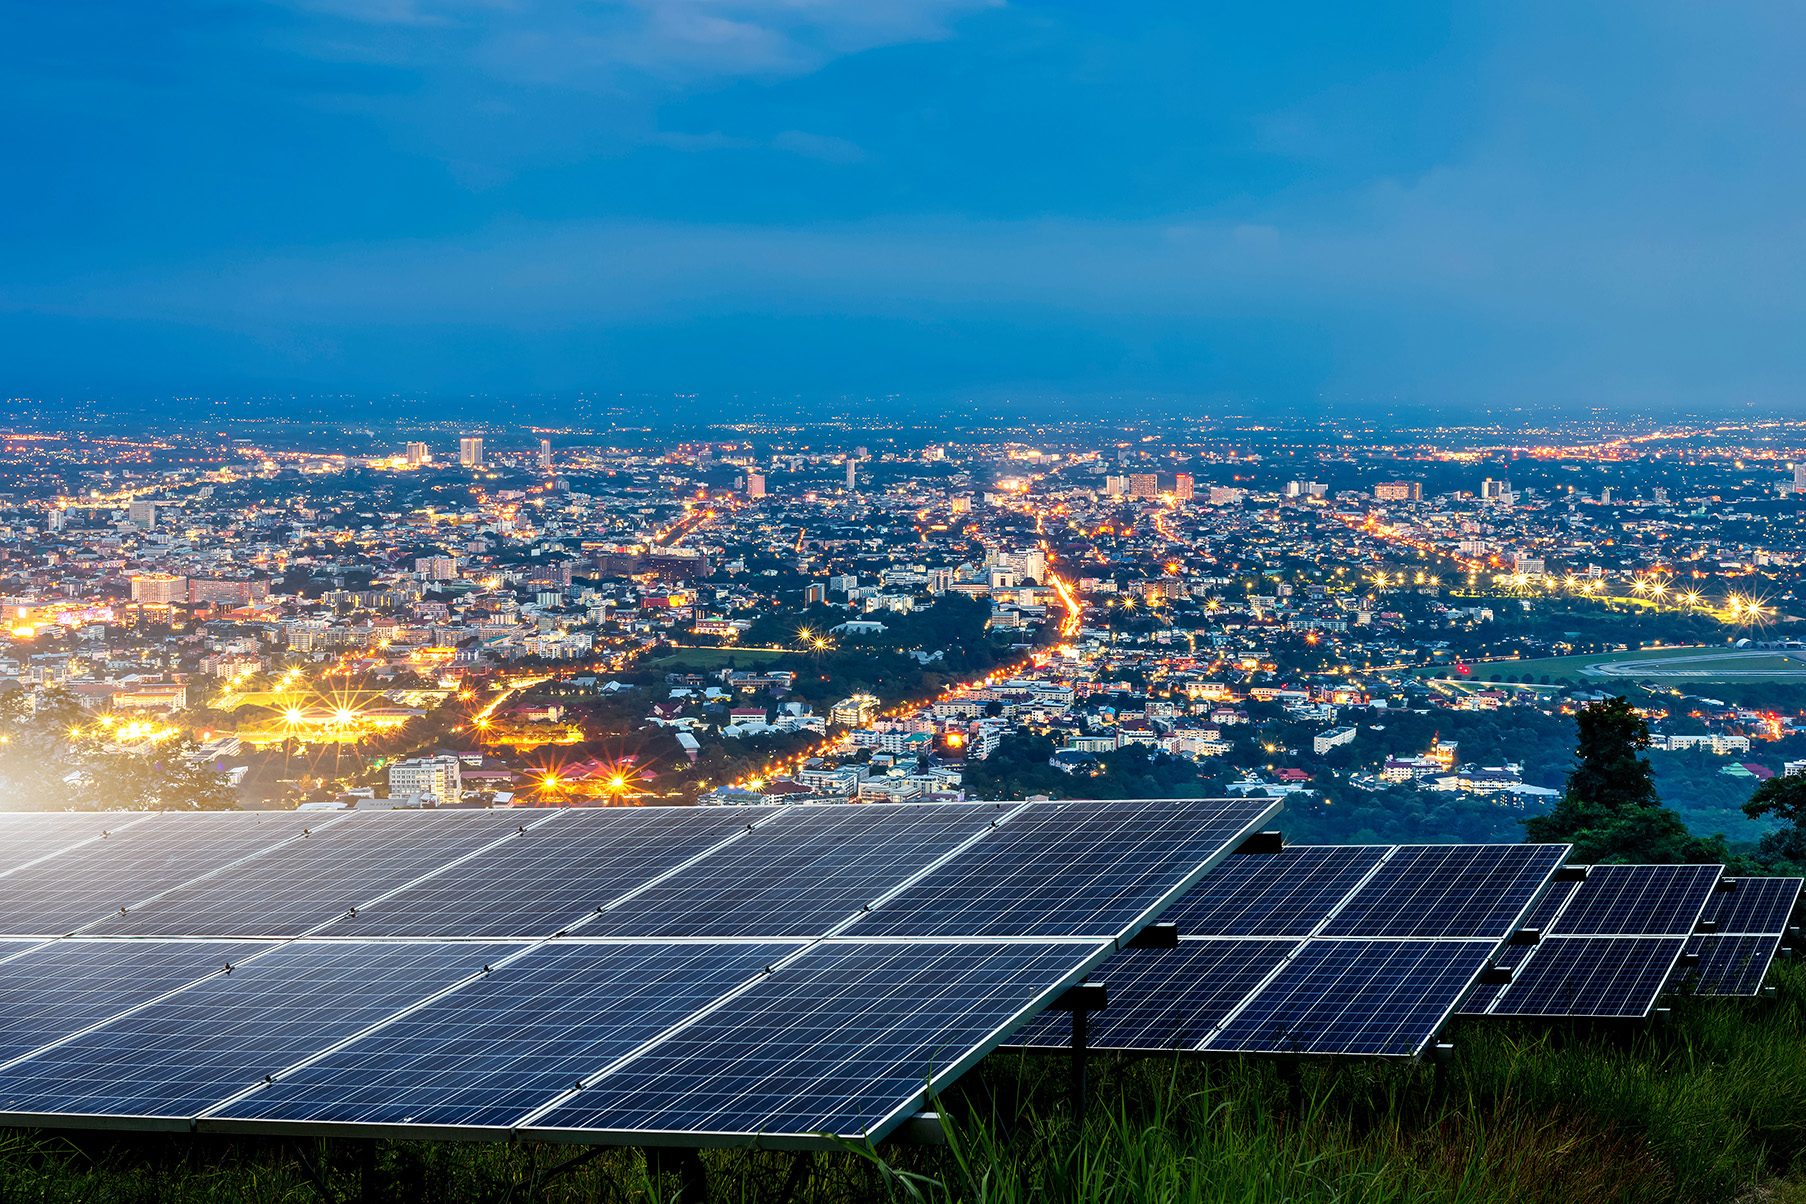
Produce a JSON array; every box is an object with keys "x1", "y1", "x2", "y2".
[{"x1": 0, "y1": 803, "x2": 1796, "y2": 1150}]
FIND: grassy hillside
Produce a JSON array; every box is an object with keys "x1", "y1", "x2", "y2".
[{"x1": 5, "y1": 962, "x2": 1806, "y2": 1203}]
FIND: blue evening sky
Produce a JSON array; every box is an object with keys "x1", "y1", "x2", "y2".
[{"x1": 2, "y1": 2, "x2": 1800, "y2": 411}]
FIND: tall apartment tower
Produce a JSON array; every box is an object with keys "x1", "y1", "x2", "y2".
[
  {"x1": 459, "y1": 436, "x2": 484, "y2": 469},
  {"x1": 846, "y1": 457, "x2": 858, "y2": 492},
  {"x1": 538, "y1": 439, "x2": 552, "y2": 471},
  {"x1": 405, "y1": 441, "x2": 430, "y2": 467},
  {"x1": 1173, "y1": 472, "x2": 1195, "y2": 502},
  {"x1": 745, "y1": 471, "x2": 767, "y2": 499}
]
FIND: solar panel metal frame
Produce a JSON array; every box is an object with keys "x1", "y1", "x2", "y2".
[
  {"x1": 1007, "y1": 841, "x2": 1570, "y2": 1059},
  {"x1": 1462, "y1": 863, "x2": 1726, "y2": 1018},
  {"x1": 0, "y1": 798, "x2": 1280, "y2": 1150}
]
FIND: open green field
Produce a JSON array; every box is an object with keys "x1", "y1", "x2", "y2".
[
  {"x1": 6, "y1": 962, "x2": 1806, "y2": 1203},
  {"x1": 1439, "y1": 645, "x2": 1806, "y2": 686},
  {"x1": 646, "y1": 645, "x2": 794, "y2": 670}
]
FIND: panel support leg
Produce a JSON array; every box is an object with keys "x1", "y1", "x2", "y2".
[
  {"x1": 1071, "y1": 1004, "x2": 1090, "y2": 1131},
  {"x1": 646, "y1": 1147, "x2": 707, "y2": 1204}
]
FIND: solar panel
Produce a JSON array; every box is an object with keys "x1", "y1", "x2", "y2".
[
  {"x1": 1012, "y1": 939, "x2": 1299, "y2": 1051},
  {"x1": 91, "y1": 810, "x2": 533, "y2": 938},
  {"x1": 0, "y1": 813, "x2": 147, "y2": 878},
  {"x1": 1320, "y1": 844, "x2": 1567, "y2": 939},
  {"x1": 0, "y1": 940, "x2": 271, "y2": 1065},
  {"x1": 1203, "y1": 939, "x2": 1496, "y2": 1057},
  {"x1": 0, "y1": 799, "x2": 1277, "y2": 1147},
  {"x1": 1701, "y1": 877, "x2": 1802, "y2": 935},
  {"x1": 319, "y1": 807, "x2": 773, "y2": 938},
  {"x1": 578, "y1": 803, "x2": 1007, "y2": 939},
  {"x1": 1678, "y1": 934, "x2": 1784, "y2": 996},
  {"x1": 0, "y1": 940, "x2": 515, "y2": 1124},
  {"x1": 208, "y1": 940, "x2": 799, "y2": 1132},
  {"x1": 522, "y1": 938, "x2": 1106, "y2": 1144},
  {"x1": 853, "y1": 799, "x2": 1278, "y2": 938},
  {"x1": 1481, "y1": 936, "x2": 1687, "y2": 1018},
  {"x1": 1158, "y1": 846, "x2": 1387, "y2": 937},
  {"x1": 0, "y1": 811, "x2": 331, "y2": 937},
  {"x1": 1548, "y1": 865, "x2": 1721, "y2": 936}
]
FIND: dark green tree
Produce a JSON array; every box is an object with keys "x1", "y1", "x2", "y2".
[
  {"x1": 1524, "y1": 697, "x2": 1730, "y2": 863},
  {"x1": 1743, "y1": 773, "x2": 1806, "y2": 867}
]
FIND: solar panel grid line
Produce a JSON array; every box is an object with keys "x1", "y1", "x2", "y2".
[
  {"x1": 1678, "y1": 934, "x2": 1785, "y2": 996},
  {"x1": 517, "y1": 938, "x2": 1118, "y2": 1148},
  {"x1": 1075, "y1": 800, "x2": 1285, "y2": 948},
  {"x1": 1547, "y1": 864, "x2": 1722, "y2": 938},
  {"x1": 0, "y1": 940, "x2": 281, "y2": 1067},
  {"x1": 1157, "y1": 845, "x2": 1394, "y2": 938},
  {"x1": 200, "y1": 941, "x2": 805, "y2": 1138},
  {"x1": 193, "y1": 937, "x2": 567, "y2": 1123},
  {"x1": 1701, "y1": 877, "x2": 1803, "y2": 936},
  {"x1": 0, "y1": 942, "x2": 279, "y2": 1075},
  {"x1": 319, "y1": 807, "x2": 785, "y2": 939},
  {"x1": 0, "y1": 813, "x2": 159, "y2": 882},
  {"x1": 0, "y1": 812, "x2": 346, "y2": 939},
  {"x1": 1200, "y1": 939, "x2": 1498, "y2": 1057},
  {"x1": 813, "y1": 802, "x2": 1029, "y2": 939},
  {"x1": 1479, "y1": 934, "x2": 1690, "y2": 1018},
  {"x1": 552, "y1": 806, "x2": 795, "y2": 937},
  {"x1": 0, "y1": 940, "x2": 521, "y2": 1126},
  {"x1": 62, "y1": 812, "x2": 363, "y2": 938},
  {"x1": 88, "y1": 809, "x2": 541, "y2": 938},
  {"x1": 573, "y1": 802, "x2": 1019, "y2": 941},
  {"x1": 1318, "y1": 844, "x2": 1570, "y2": 941},
  {"x1": 282, "y1": 810, "x2": 564, "y2": 939}
]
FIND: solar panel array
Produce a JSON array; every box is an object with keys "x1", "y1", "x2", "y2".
[
  {"x1": 1678, "y1": 875, "x2": 1802, "y2": 996},
  {"x1": 1016, "y1": 843, "x2": 1569, "y2": 1057},
  {"x1": 1461, "y1": 864, "x2": 1727, "y2": 1018},
  {"x1": 0, "y1": 798, "x2": 1276, "y2": 1147}
]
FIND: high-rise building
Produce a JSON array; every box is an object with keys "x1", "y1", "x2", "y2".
[
  {"x1": 745, "y1": 471, "x2": 767, "y2": 499},
  {"x1": 1284, "y1": 481, "x2": 1328, "y2": 500},
  {"x1": 1481, "y1": 478, "x2": 1510, "y2": 501},
  {"x1": 129, "y1": 572, "x2": 187, "y2": 604},
  {"x1": 1104, "y1": 475, "x2": 1128, "y2": 497},
  {"x1": 1372, "y1": 481, "x2": 1423, "y2": 502},
  {"x1": 388, "y1": 755, "x2": 463, "y2": 805},
  {"x1": 127, "y1": 500, "x2": 159, "y2": 528},
  {"x1": 459, "y1": 436, "x2": 484, "y2": 468},
  {"x1": 845, "y1": 457, "x2": 858, "y2": 491},
  {"x1": 405, "y1": 441, "x2": 430, "y2": 467},
  {"x1": 1128, "y1": 473, "x2": 1160, "y2": 499},
  {"x1": 1173, "y1": 472, "x2": 1195, "y2": 501},
  {"x1": 538, "y1": 439, "x2": 552, "y2": 471}
]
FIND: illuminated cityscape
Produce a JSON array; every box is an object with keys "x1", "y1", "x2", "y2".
[{"x1": 2, "y1": 413, "x2": 1802, "y2": 847}]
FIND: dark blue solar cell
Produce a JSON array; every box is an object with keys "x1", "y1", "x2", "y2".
[
  {"x1": 1203, "y1": 939, "x2": 1493, "y2": 1056},
  {"x1": 1701, "y1": 877, "x2": 1802, "y2": 936},
  {"x1": 524, "y1": 939, "x2": 1101, "y2": 1142},
  {"x1": 853, "y1": 799, "x2": 1275, "y2": 938},
  {"x1": 1549, "y1": 865, "x2": 1721, "y2": 936},
  {"x1": 579, "y1": 802, "x2": 1007, "y2": 939},
  {"x1": 0, "y1": 940, "x2": 514, "y2": 1121},
  {"x1": 211, "y1": 940, "x2": 797, "y2": 1130},
  {"x1": 1159, "y1": 846, "x2": 1388, "y2": 937},
  {"x1": 1677, "y1": 934, "x2": 1783, "y2": 996},
  {"x1": 1485, "y1": 936, "x2": 1686, "y2": 1017},
  {"x1": 1011, "y1": 939, "x2": 1299, "y2": 1051},
  {"x1": 0, "y1": 813, "x2": 143, "y2": 877},
  {"x1": 0, "y1": 940, "x2": 270, "y2": 1064},
  {"x1": 321, "y1": 807, "x2": 774, "y2": 938},
  {"x1": 1321, "y1": 844, "x2": 1567, "y2": 939},
  {"x1": 0, "y1": 812, "x2": 325, "y2": 937},
  {"x1": 91, "y1": 810, "x2": 532, "y2": 938}
]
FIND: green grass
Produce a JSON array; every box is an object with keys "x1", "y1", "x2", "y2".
[
  {"x1": 7, "y1": 963, "x2": 1806, "y2": 1203},
  {"x1": 647, "y1": 645, "x2": 794, "y2": 669},
  {"x1": 1443, "y1": 645, "x2": 1806, "y2": 686}
]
